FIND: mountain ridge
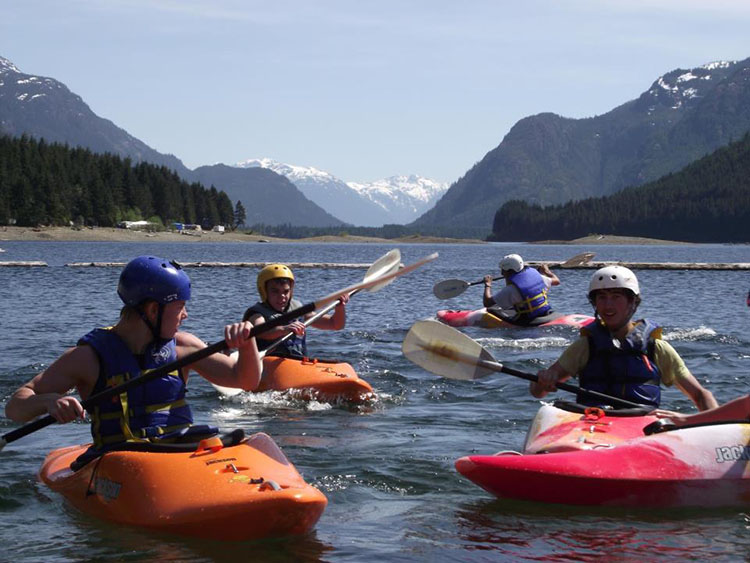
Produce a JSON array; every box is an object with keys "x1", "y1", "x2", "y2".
[
  {"x1": 411, "y1": 58, "x2": 750, "y2": 235},
  {"x1": 0, "y1": 55, "x2": 342, "y2": 227}
]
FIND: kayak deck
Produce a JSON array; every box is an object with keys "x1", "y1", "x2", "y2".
[{"x1": 39, "y1": 431, "x2": 327, "y2": 540}]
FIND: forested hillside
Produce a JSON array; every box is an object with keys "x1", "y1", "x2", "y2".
[
  {"x1": 413, "y1": 58, "x2": 750, "y2": 235},
  {"x1": 0, "y1": 135, "x2": 234, "y2": 228},
  {"x1": 489, "y1": 133, "x2": 750, "y2": 243}
]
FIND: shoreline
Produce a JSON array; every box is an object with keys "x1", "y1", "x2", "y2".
[
  {"x1": 0, "y1": 226, "x2": 487, "y2": 245},
  {"x1": 0, "y1": 226, "x2": 708, "y2": 245}
]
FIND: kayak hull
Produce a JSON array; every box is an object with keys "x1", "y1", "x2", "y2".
[
  {"x1": 436, "y1": 309, "x2": 594, "y2": 329},
  {"x1": 257, "y1": 356, "x2": 374, "y2": 403},
  {"x1": 214, "y1": 355, "x2": 374, "y2": 402},
  {"x1": 39, "y1": 432, "x2": 327, "y2": 540},
  {"x1": 456, "y1": 403, "x2": 750, "y2": 507}
]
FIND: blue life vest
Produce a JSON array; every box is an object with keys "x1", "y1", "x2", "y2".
[
  {"x1": 79, "y1": 328, "x2": 195, "y2": 449},
  {"x1": 577, "y1": 319, "x2": 662, "y2": 408},
  {"x1": 243, "y1": 299, "x2": 307, "y2": 357},
  {"x1": 507, "y1": 267, "x2": 551, "y2": 319}
]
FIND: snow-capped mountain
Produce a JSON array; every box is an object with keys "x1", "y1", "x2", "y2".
[
  {"x1": 236, "y1": 158, "x2": 448, "y2": 226},
  {"x1": 348, "y1": 175, "x2": 448, "y2": 224}
]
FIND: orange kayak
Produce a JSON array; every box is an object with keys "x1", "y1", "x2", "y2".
[
  {"x1": 214, "y1": 355, "x2": 374, "y2": 402},
  {"x1": 39, "y1": 431, "x2": 327, "y2": 541},
  {"x1": 257, "y1": 356, "x2": 373, "y2": 403}
]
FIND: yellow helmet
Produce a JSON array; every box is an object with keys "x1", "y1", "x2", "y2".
[{"x1": 257, "y1": 263, "x2": 294, "y2": 301}]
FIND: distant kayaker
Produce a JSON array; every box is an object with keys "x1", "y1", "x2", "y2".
[
  {"x1": 530, "y1": 265, "x2": 718, "y2": 411},
  {"x1": 482, "y1": 253, "x2": 560, "y2": 324},
  {"x1": 244, "y1": 263, "x2": 348, "y2": 357},
  {"x1": 5, "y1": 255, "x2": 262, "y2": 448}
]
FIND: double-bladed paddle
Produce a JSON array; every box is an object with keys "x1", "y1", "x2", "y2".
[
  {"x1": 1, "y1": 250, "x2": 435, "y2": 450},
  {"x1": 402, "y1": 319, "x2": 643, "y2": 409},
  {"x1": 212, "y1": 248, "x2": 403, "y2": 396},
  {"x1": 432, "y1": 252, "x2": 595, "y2": 300}
]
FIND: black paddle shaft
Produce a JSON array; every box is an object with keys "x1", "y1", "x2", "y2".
[{"x1": 498, "y1": 364, "x2": 644, "y2": 410}]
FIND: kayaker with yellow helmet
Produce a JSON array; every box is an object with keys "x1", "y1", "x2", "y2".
[
  {"x1": 482, "y1": 253, "x2": 560, "y2": 324},
  {"x1": 5, "y1": 256, "x2": 262, "y2": 448},
  {"x1": 530, "y1": 265, "x2": 717, "y2": 411},
  {"x1": 244, "y1": 263, "x2": 348, "y2": 357}
]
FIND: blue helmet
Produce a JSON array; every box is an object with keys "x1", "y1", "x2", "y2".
[{"x1": 117, "y1": 256, "x2": 191, "y2": 307}]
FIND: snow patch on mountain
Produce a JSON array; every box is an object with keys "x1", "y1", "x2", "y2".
[{"x1": 648, "y1": 60, "x2": 738, "y2": 109}]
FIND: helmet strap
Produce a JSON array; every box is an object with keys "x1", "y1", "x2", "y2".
[{"x1": 137, "y1": 302, "x2": 163, "y2": 343}]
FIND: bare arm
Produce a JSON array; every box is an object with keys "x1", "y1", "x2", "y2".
[
  {"x1": 673, "y1": 373, "x2": 719, "y2": 411},
  {"x1": 537, "y1": 264, "x2": 560, "y2": 286},
  {"x1": 179, "y1": 322, "x2": 262, "y2": 391},
  {"x1": 654, "y1": 394, "x2": 750, "y2": 426},
  {"x1": 309, "y1": 294, "x2": 348, "y2": 330},
  {"x1": 482, "y1": 275, "x2": 496, "y2": 307},
  {"x1": 246, "y1": 312, "x2": 306, "y2": 341},
  {"x1": 5, "y1": 345, "x2": 99, "y2": 423},
  {"x1": 657, "y1": 341, "x2": 718, "y2": 411},
  {"x1": 530, "y1": 361, "x2": 572, "y2": 398}
]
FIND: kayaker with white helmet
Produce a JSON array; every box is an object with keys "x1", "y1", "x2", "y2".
[
  {"x1": 244, "y1": 264, "x2": 348, "y2": 358},
  {"x1": 5, "y1": 256, "x2": 262, "y2": 448},
  {"x1": 531, "y1": 265, "x2": 718, "y2": 411},
  {"x1": 482, "y1": 253, "x2": 560, "y2": 324}
]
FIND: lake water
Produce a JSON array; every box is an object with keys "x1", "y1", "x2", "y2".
[{"x1": 1, "y1": 240, "x2": 749, "y2": 562}]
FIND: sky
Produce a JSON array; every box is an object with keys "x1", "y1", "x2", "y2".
[{"x1": 3, "y1": 1, "x2": 750, "y2": 184}]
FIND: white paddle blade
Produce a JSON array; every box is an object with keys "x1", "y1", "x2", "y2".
[
  {"x1": 402, "y1": 320, "x2": 496, "y2": 381},
  {"x1": 363, "y1": 249, "x2": 402, "y2": 292},
  {"x1": 314, "y1": 252, "x2": 438, "y2": 309},
  {"x1": 432, "y1": 278, "x2": 470, "y2": 300}
]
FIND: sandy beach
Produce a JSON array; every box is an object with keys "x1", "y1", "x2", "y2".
[
  {"x1": 0, "y1": 226, "x2": 487, "y2": 245},
  {"x1": 0, "y1": 226, "x2": 690, "y2": 245}
]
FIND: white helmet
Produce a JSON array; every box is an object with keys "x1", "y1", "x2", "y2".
[
  {"x1": 499, "y1": 254, "x2": 524, "y2": 273},
  {"x1": 588, "y1": 265, "x2": 640, "y2": 298}
]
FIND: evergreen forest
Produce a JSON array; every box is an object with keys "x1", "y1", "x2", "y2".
[
  {"x1": 0, "y1": 135, "x2": 235, "y2": 228},
  {"x1": 488, "y1": 133, "x2": 750, "y2": 243}
]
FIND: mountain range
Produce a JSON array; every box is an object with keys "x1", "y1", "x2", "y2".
[
  {"x1": 4, "y1": 52, "x2": 750, "y2": 237},
  {"x1": 0, "y1": 55, "x2": 437, "y2": 228},
  {"x1": 235, "y1": 158, "x2": 447, "y2": 226},
  {"x1": 412, "y1": 57, "x2": 750, "y2": 236}
]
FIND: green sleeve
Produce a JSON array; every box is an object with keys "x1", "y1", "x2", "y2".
[
  {"x1": 653, "y1": 340, "x2": 690, "y2": 387},
  {"x1": 557, "y1": 337, "x2": 590, "y2": 377}
]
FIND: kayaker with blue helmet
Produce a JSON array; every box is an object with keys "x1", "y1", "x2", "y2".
[
  {"x1": 482, "y1": 253, "x2": 560, "y2": 324},
  {"x1": 6, "y1": 256, "x2": 262, "y2": 447},
  {"x1": 244, "y1": 264, "x2": 348, "y2": 358},
  {"x1": 530, "y1": 265, "x2": 718, "y2": 411}
]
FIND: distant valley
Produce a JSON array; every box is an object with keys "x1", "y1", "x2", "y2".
[{"x1": 235, "y1": 158, "x2": 447, "y2": 226}]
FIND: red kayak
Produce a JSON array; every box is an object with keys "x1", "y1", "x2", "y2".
[
  {"x1": 437, "y1": 308, "x2": 594, "y2": 329},
  {"x1": 456, "y1": 401, "x2": 750, "y2": 507}
]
